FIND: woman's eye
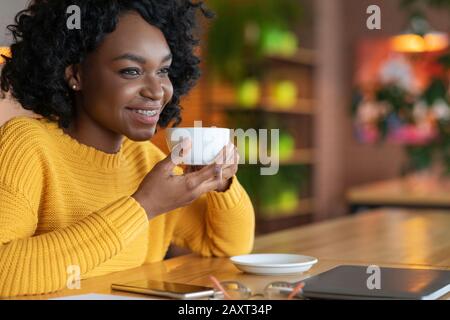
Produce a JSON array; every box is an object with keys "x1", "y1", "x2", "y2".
[
  {"x1": 158, "y1": 67, "x2": 170, "y2": 77},
  {"x1": 119, "y1": 68, "x2": 141, "y2": 77}
]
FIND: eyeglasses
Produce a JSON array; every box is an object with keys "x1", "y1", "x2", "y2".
[{"x1": 208, "y1": 276, "x2": 306, "y2": 300}]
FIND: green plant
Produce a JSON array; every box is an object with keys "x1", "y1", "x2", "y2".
[
  {"x1": 352, "y1": 56, "x2": 450, "y2": 174},
  {"x1": 206, "y1": 0, "x2": 301, "y2": 84},
  {"x1": 237, "y1": 164, "x2": 306, "y2": 217}
]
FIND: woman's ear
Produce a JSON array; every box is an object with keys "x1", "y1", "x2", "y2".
[{"x1": 65, "y1": 64, "x2": 82, "y2": 91}]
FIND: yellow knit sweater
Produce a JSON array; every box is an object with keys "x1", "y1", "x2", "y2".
[{"x1": 0, "y1": 116, "x2": 255, "y2": 298}]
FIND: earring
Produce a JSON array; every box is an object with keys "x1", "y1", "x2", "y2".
[{"x1": 72, "y1": 85, "x2": 77, "y2": 90}]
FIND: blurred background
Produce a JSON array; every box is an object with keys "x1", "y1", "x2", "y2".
[{"x1": 1, "y1": 0, "x2": 449, "y2": 235}]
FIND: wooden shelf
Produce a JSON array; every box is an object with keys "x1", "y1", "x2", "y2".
[
  {"x1": 206, "y1": 44, "x2": 317, "y2": 234},
  {"x1": 240, "y1": 148, "x2": 314, "y2": 166},
  {"x1": 215, "y1": 99, "x2": 315, "y2": 116},
  {"x1": 280, "y1": 149, "x2": 314, "y2": 165},
  {"x1": 265, "y1": 48, "x2": 316, "y2": 66},
  {"x1": 258, "y1": 198, "x2": 314, "y2": 220}
]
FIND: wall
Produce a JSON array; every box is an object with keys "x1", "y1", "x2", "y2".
[{"x1": 0, "y1": 0, "x2": 30, "y2": 45}]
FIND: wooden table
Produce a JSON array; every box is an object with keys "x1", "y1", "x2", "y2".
[
  {"x1": 13, "y1": 208, "x2": 450, "y2": 300},
  {"x1": 347, "y1": 177, "x2": 450, "y2": 210}
]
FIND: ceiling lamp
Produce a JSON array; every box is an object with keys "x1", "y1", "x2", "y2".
[{"x1": 391, "y1": 14, "x2": 448, "y2": 53}]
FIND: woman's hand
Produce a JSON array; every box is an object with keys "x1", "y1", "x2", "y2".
[
  {"x1": 184, "y1": 142, "x2": 240, "y2": 192},
  {"x1": 131, "y1": 140, "x2": 239, "y2": 220}
]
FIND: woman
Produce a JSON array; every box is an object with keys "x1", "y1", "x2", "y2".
[{"x1": 0, "y1": 0, "x2": 254, "y2": 297}]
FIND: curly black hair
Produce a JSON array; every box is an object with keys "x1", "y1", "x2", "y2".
[{"x1": 0, "y1": 0, "x2": 213, "y2": 129}]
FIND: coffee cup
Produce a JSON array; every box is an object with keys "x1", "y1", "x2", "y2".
[{"x1": 166, "y1": 127, "x2": 231, "y2": 165}]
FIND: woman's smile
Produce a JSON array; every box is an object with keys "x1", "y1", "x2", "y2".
[{"x1": 125, "y1": 106, "x2": 161, "y2": 126}]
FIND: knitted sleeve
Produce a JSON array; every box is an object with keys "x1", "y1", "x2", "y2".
[{"x1": 172, "y1": 176, "x2": 255, "y2": 257}]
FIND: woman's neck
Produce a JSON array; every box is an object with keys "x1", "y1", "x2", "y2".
[{"x1": 63, "y1": 112, "x2": 123, "y2": 155}]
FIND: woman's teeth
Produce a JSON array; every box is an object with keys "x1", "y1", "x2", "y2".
[{"x1": 133, "y1": 109, "x2": 158, "y2": 116}]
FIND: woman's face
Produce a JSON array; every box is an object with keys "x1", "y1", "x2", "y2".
[{"x1": 73, "y1": 12, "x2": 173, "y2": 141}]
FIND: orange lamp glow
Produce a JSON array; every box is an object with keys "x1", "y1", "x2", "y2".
[
  {"x1": 0, "y1": 47, "x2": 11, "y2": 64},
  {"x1": 391, "y1": 13, "x2": 449, "y2": 53},
  {"x1": 391, "y1": 34, "x2": 427, "y2": 53},
  {"x1": 423, "y1": 32, "x2": 449, "y2": 52},
  {"x1": 391, "y1": 32, "x2": 448, "y2": 53}
]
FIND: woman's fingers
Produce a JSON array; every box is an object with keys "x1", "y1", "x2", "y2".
[
  {"x1": 184, "y1": 143, "x2": 238, "y2": 173},
  {"x1": 184, "y1": 143, "x2": 237, "y2": 177},
  {"x1": 213, "y1": 144, "x2": 228, "y2": 165},
  {"x1": 206, "y1": 163, "x2": 237, "y2": 184},
  {"x1": 184, "y1": 164, "x2": 226, "y2": 194},
  {"x1": 226, "y1": 144, "x2": 239, "y2": 166},
  {"x1": 216, "y1": 145, "x2": 239, "y2": 177},
  {"x1": 183, "y1": 143, "x2": 235, "y2": 173},
  {"x1": 184, "y1": 163, "x2": 217, "y2": 188},
  {"x1": 221, "y1": 163, "x2": 239, "y2": 179},
  {"x1": 214, "y1": 143, "x2": 237, "y2": 165},
  {"x1": 198, "y1": 160, "x2": 239, "y2": 193},
  {"x1": 183, "y1": 164, "x2": 199, "y2": 174},
  {"x1": 186, "y1": 164, "x2": 238, "y2": 196},
  {"x1": 159, "y1": 138, "x2": 191, "y2": 176},
  {"x1": 198, "y1": 168, "x2": 235, "y2": 193},
  {"x1": 209, "y1": 144, "x2": 238, "y2": 181},
  {"x1": 169, "y1": 138, "x2": 192, "y2": 167},
  {"x1": 182, "y1": 143, "x2": 240, "y2": 195}
]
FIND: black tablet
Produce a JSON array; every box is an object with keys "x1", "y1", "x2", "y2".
[{"x1": 301, "y1": 265, "x2": 450, "y2": 300}]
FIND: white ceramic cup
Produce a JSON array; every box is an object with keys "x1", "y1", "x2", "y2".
[{"x1": 166, "y1": 127, "x2": 231, "y2": 165}]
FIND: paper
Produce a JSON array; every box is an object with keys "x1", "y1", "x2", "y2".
[{"x1": 49, "y1": 293, "x2": 156, "y2": 300}]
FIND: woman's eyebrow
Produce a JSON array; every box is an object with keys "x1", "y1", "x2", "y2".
[
  {"x1": 112, "y1": 52, "x2": 172, "y2": 64},
  {"x1": 113, "y1": 53, "x2": 146, "y2": 64}
]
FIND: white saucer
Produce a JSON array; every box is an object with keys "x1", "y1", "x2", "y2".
[{"x1": 230, "y1": 253, "x2": 318, "y2": 275}]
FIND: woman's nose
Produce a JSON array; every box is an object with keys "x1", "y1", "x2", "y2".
[{"x1": 141, "y1": 77, "x2": 164, "y2": 101}]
